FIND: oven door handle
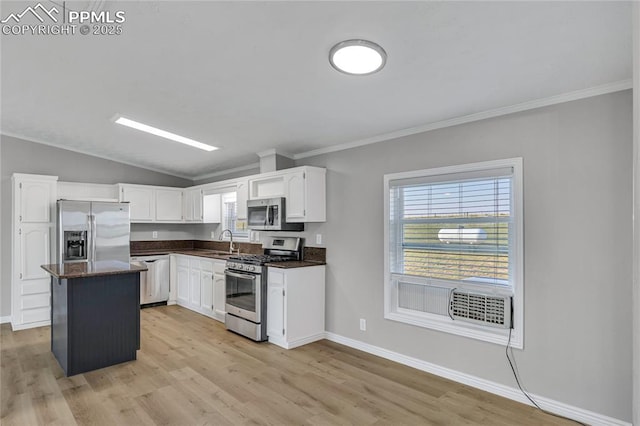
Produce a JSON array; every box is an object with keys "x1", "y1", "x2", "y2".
[{"x1": 225, "y1": 270, "x2": 258, "y2": 281}]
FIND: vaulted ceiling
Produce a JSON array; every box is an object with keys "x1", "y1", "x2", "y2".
[{"x1": 0, "y1": 1, "x2": 632, "y2": 179}]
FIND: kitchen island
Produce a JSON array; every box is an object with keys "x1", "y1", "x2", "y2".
[{"x1": 41, "y1": 261, "x2": 147, "y2": 376}]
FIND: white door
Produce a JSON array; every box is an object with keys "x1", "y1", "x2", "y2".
[
  {"x1": 284, "y1": 172, "x2": 305, "y2": 221},
  {"x1": 177, "y1": 266, "x2": 190, "y2": 304},
  {"x1": 213, "y1": 271, "x2": 226, "y2": 315},
  {"x1": 20, "y1": 181, "x2": 53, "y2": 223},
  {"x1": 192, "y1": 190, "x2": 203, "y2": 222},
  {"x1": 155, "y1": 189, "x2": 183, "y2": 221},
  {"x1": 190, "y1": 268, "x2": 202, "y2": 307},
  {"x1": 236, "y1": 179, "x2": 248, "y2": 220},
  {"x1": 17, "y1": 224, "x2": 52, "y2": 325},
  {"x1": 267, "y1": 284, "x2": 285, "y2": 338},
  {"x1": 201, "y1": 271, "x2": 214, "y2": 311},
  {"x1": 122, "y1": 186, "x2": 155, "y2": 221},
  {"x1": 20, "y1": 225, "x2": 50, "y2": 281}
]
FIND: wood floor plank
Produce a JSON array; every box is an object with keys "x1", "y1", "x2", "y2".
[{"x1": 1, "y1": 305, "x2": 578, "y2": 425}]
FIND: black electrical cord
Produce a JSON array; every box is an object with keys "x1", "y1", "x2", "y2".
[{"x1": 505, "y1": 328, "x2": 587, "y2": 426}]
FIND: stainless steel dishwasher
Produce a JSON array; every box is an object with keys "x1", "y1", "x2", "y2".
[{"x1": 130, "y1": 255, "x2": 170, "y2": 306}]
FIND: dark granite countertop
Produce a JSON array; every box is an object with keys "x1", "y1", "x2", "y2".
[
  {"x1": 130, "y1": 241, "x2": 326, "y2": 268},
  {"x1": 266, "y1": 260, "x2": 326, "y2": 269},
  {"x1": 41, "y1": 261, "x2": 148, "y2": 279},
  {"x1": 131, "y1": 249, "x2": 233, "y2": 260}
]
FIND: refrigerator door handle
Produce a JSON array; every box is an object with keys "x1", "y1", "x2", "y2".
[
  {"x1": 91, "y1": 215, "x2": 97, "y2": 262},
  {"x1": 87, "y1": 214, "x2": 93, "y2": 262}
]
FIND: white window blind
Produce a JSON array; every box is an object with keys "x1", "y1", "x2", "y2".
[
  {"x1": 389, "y1": 168, "x2": 513, "y2": 287},
  {"x1": 221, "y1": 192, "x2": 248, "y2": 239}
]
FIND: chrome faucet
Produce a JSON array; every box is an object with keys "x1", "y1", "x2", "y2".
[{"x1": 219, "y1": 229, "x2": 236, "y2": 254}]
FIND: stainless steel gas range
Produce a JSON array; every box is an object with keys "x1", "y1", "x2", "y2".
[{"x1": 224, "y1": 236, "x2": 302, "y2": 341}]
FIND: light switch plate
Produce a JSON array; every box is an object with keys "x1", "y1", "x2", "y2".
[
  {"x1": 152, "y1": 231, "x2": 158, "y2": 239},
  {"x1": 315, "y1": 234, "x2": 322, "y2": 245},
  {"x1": 211, "y1": 231, "x2": 215, "y2": 239}
]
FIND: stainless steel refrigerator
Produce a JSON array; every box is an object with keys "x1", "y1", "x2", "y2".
[{"x1": 57, "y1": 200, "x2": 130, "y2": 264}]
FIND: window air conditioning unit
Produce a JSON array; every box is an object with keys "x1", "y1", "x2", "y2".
[{"x1": 449, "y1": 290, "x2": 512, "y2": 329}]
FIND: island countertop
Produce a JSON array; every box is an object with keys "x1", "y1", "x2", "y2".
[{"x1": 41, "y1": 261, "x2": 148, "y2": 279}]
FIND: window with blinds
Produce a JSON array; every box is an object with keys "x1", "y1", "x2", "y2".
[
  {"x1": 389, "y1": 174, "x2": 512, "y2": 287},
  {"x1": 221, "y1": 192, "x2": 248, "y2": 239},
  {"x1": 384, "y1": 158, "x2": 523, "y2": 346}
]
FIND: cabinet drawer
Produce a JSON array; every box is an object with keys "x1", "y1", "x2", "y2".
[
  {"x1": 213, "y1": 260, "x2": 226, "y2": 275},
  {"x1": 200, "y1": 260, "x2": 213, "y2": 273},
  {"x1": 176, "y1": 256, "x2": 189, "y2": 268}
]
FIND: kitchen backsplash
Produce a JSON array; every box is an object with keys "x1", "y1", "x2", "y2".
[{"x1": 130, "y1": 239, "x2": 325, "y2": 262}]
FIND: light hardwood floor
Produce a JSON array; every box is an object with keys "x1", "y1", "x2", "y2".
[{"x1": 1, "y1": 305, "x2": 574, "y2": 425}]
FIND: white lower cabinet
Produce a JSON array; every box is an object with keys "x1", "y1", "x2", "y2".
[
  {"x1": 267, "y1": 265, "x2": 325, "y2": 349},
  {"x1": 171, "y1": 254, "x2": 225, "y2": 322}
]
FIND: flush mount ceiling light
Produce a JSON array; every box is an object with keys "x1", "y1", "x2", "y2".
[
  {"x1": 114, "y1": 116, "x2": 218, "y2": 152},
  {"x1": 329, "y1": 39, "x2": 387, "y2": 75}
]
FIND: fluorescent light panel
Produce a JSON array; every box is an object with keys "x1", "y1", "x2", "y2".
[{"x1": 114, "y1": 116, "x2": 217, "y2": 152}]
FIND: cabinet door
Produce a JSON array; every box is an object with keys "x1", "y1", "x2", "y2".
[
  {"x1": 20, "y1": 181, "x2": 53, "y2": 223},
  {"x1": 192, "y1": 190, "x2": 203, "y2": 222},
  {"x1": 213, "y1": 272, "x2": 225, "y2": 314},
  {"x1": 184, "y1": 189, "x2": 203, "y2": 222},
  {"x1": 267, "y1": 284, "x2": 285, "y2": 338},
  {"x1": 284, "y1": 172, "x2": 305, "y2": 221},
  {"x1": 236, "y1": 179, "x2": 248, "y2": 220},
  {"x1": 122, "y1": 186, "x2": 155, "y2": 222},
  {"x1": 203, "y1": 193, "x2": 221, "y2": 223},
  {"x1": 156, "y1": 189, "x2": 183, "y2": 221},
  {"x1": 201, "y1": 271, "x2": 214, "y2": 311},
  {"x1": 190, "y1": 268, "x2": 202, "y2": 307},
  {"x1": 20, "y1": 225, "x2": 51, "y2": 281},
  {"x1": 176, "y1": 266, "x2": 190, "y2": 304}
]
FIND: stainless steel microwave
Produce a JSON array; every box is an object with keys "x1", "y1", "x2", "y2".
[{"x1": 246, "y1": 197, "x2": 304, "y2": 231}]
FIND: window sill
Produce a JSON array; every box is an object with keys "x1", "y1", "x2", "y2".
[{"x1": 385, "y1": 310, "x2": 523, "y2": 349}]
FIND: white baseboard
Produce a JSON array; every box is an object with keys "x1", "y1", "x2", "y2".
[
  {"x1": 10, "y1": 319, "x2": 51, "y2": 331},
  {"x1": 0, "y1": 316, "x2": 11, "y2": 324},
  {"x1": 324, "y1": 332, "x2": 631, "y2": 426}
]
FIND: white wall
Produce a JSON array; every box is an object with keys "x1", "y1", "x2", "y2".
[
  {"x1": 297, "y1": 91, "x2": 633, "y2": 422},
  {"x1": 0, "y1": 134, "x2": 193, "y2": 318}
]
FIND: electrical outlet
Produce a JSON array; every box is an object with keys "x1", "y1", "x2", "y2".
[
  {"x1": 315, "y1": 234, "x2": 323, "y2": 245},
  {"x1": 359, "y1": 318, "x2": 366, "y2": 331},
  {"x1": 211, "y1": 231, "x2": 215, "y2": 239},
  {"x1": 152, "y1": 231, "x2": 158, "y2": 239}
]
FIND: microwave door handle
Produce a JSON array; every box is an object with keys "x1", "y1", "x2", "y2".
[{"x1": 265, "y1": 206, "x2": 270, "y2": 226}]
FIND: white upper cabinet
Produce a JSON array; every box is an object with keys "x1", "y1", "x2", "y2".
[
  {"x1": 119, "y1": 184, "x2": 189, "y2": 223},
  {"x1": 57, "y1": 182, "x2": 118, "y2": 202},
  {"x1": 19, "y1": 180, "x2": 56, "y2": 223},
  {"x1": 156, "y1": 188, "x2": 183, "y2": 222},
  {"x1": 236, "y1": 178, "x2": 249, "y2": 220},
  {"x1": 248, "y1": 166, "x2": 326, "y2": 223},
  {"x1": 119, "y1": 184, "x2": 155, "y2": 222},
  {"x1": 183, "y1": 188, "x2": 203, "y2": 222},
  {"x1": 203, "y1": 193, "x2": 221, "y2": 223}
]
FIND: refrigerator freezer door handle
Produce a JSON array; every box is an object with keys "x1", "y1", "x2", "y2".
[{"x1": 91, "y1": 215, "x2": 97, "y2": 262}]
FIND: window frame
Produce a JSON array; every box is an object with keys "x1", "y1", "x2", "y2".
[
  {"x1": 383, "y1": 158, "x2": 524, "y2": 349},
  {"x1": 204, "y1": 186, "x2": 249, "y2": 242}
]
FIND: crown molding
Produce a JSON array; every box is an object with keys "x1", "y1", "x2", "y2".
[{"x1": 293, "y1": 79, "x2": 633, "y2": 160}]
